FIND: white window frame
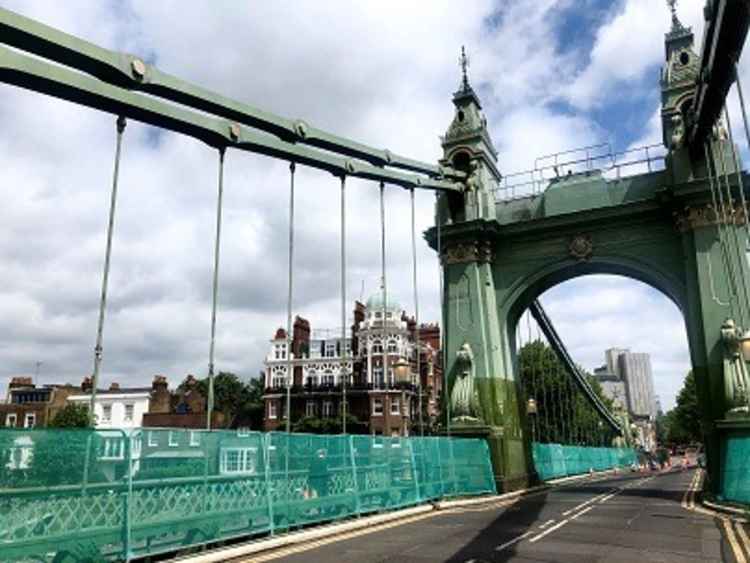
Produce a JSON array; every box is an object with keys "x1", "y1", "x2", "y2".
[
  {"x1": 325, "y1": 342, "x2": 337, "y2": 358},
  {"x1": 322, "y1": 401, "x2": 334, "y2": 417},
  {"x1": 322, "y1": 370, "x2": 335, "y2": 386},
  {"x1": 168, "y1": 431, "x2": 179, "y2": 447},
  {"x1": 390, "y1": 398, "x2": 400, "y2": 415},
  {"x1": 6, "y1": 413, "x2": 17, "y2": 427},
  {"x1": 100, "y1": 438, "x2": 124, "y2": 460},
  {"x1": 148, "y1": 431, "x2": 158, "y2": 447},
  {"x1": 372, "y1": 398, "x2": 383, "y2": 416},
  {"x1": 123, "y1": 403, "x2": 134, "y2": 423},
  {"x1": 220, "y1": 447, "x2": 258, "y2": 475},
  {"x1": 101, "y1": 404, "x2": 112, "y2": 423},
  {"x1": 24, "y1": 413, "x2": 36, "y2": 428},
  {"x1": 189, "y1": 431, "x2": 200, "y2": 446},
  {"x1": 269, "y1": 402, "x2": 278, "y2": 419},
  {"x1": 306, "y1": 401, "x2": 316, "y2": 417}
]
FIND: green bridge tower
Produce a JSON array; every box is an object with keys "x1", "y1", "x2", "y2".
[{"x1": 430, "y1": 9, "x2": 750, "y2": 495}]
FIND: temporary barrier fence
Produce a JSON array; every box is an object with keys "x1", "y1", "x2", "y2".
[
  {"x1": 0, "y1": 428, "x2": 494, "y2": 561},
  {"x1": 720, "y1": 433, "x2": 750, "y2": 504},
  {"x1": 532, "y1": 442, "x2": 638, "y2": 481}
]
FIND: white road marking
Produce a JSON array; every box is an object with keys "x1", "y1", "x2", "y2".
[
  {"x1": 538, "y1": 519, "x2": 556, "y2": 529},
  {"x1": 495, "y1": 531, "x2": 533, "y2": 551},
  {"x1": 569, "y1": 505, "x2": 594, "y2": 520},
  {"x1": 562, "y1": 490, "x2": 614, "y2": 516},
  {"x1": 529, "y1": 518, "x2": 569, "y2": 543}
]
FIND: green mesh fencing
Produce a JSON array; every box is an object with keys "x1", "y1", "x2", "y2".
[
  {"x1": 532, "y1": 442, "x2": 637, "y2": 481},
  {"x1": 720, "y1": 433, "x2": 750, "y2": 504},
  {"x1": 0, "y1": 428, "x2": 494, "y2": 562}
]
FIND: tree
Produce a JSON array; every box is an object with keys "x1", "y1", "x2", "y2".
[
  {"x1": 181, "y1": 371, "x2": 266, "y2": 429},
  {"x1": 292, "y1": 414, "x2": 366, "y2": 435},
  {"x1": 518, "y1": 340, "x2": 616, "y2": 446},
  {"x1": 664, "y1": 370, "x2": 702, "y2": 445},
  {"x1": 49, "y1": 403, "x2": 91, "y2": 428}
]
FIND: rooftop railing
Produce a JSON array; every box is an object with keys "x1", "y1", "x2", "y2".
[{"x1": 495, "y1": 143, "x2": 668, "y2": 202}]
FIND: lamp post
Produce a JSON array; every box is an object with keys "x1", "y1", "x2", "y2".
[
  {"x1": 527, "y1": 397, "x2": 538, "y2": 443},
  {"x1": 393, "y1": 357, "x2": 411, "y2": 435}
]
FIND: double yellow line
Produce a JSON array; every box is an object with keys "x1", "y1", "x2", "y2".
[{"x1": 681, "y1": 470, "x2": 749, "y2": 562}]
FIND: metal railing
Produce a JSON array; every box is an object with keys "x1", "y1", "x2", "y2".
[{"x1": 495, "y1": 143, "x2": 668, "y2": 202}]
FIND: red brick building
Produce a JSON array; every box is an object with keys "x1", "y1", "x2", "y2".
[{"x1": 262, "y1": 295, "x2": 443, "y2": 436}]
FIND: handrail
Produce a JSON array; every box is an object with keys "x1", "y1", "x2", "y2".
[{"x1": 496, "y1": 143, "x2": 667, "y2": 202}]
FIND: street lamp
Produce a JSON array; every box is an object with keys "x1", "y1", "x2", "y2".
[
  {"x1": 393, "y1": 357, "x2": 411, "y2": 384},
  {"x1": 527, "y1": 397, "x2": 538, "y2": 443},
  {"x1": 740, "y1": 330, "x2": 750, "y2": 362}
]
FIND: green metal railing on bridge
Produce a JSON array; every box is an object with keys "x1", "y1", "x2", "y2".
[{"x1": 0, "y1": 428, "x2": 494, "y2": 562}]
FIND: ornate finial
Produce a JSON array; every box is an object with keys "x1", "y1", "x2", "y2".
[
  {"x1": 459, "y1": 46, "x2": 470, "y2": 90},
  {"x1": 667, "y1": 0, "x2": 685, "y2": 31}
]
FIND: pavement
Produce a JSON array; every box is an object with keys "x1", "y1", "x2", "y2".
[{"x1": 239, "y1": 469, "x2": 750, "y2": 563}]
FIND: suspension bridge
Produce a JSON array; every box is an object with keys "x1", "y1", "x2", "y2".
[{"x1": 1, "y1": 1, "x2": 750, "y2": 562}]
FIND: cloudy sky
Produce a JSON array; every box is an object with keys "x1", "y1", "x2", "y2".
[{"x1": 0, "y1": 0, "x2": 745, "y2": 411}]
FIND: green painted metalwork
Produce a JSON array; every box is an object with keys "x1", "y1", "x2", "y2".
[
  {"x1": 0, "y1": 6, "x2": 460, "y2": 178},
  {"x1": 532, "y1": 443, "x2": 638, "y2": 481},
  {"x1": 0, "y1": 428, "x2": 493, "y2": 562},
  {"x1": 718, "y1": 422, "x2": 750, "y2": 504},
  {"x1": 0, "y1": 40, "x2": 461, "y2": 191},
  {"x1": 427, "y1": 4, "x2": 750, "y2": 498}
]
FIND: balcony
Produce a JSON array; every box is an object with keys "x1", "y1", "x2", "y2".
[{"x1": 263, "y1": 381, "x2": 419, "y2": 395}]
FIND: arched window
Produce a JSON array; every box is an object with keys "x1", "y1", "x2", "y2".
[
  {"x1": 387, "y1": 340, "x2": 398, "y2": 354},
  {"x1": 322, "y1": 369, "x2": 335, "y2": 387},
  {"x1": 306, "y1": 368, "x2": 318, "y2": 387}
]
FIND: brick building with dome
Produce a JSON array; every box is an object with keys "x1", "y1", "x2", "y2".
[{"x1": 262, "y1": 294, "x2": 443, "y2": 436}]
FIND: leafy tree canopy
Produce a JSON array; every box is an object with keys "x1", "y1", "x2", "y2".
[{"x1": 50, "y1": 403, "x2": 91, "y2": 428}]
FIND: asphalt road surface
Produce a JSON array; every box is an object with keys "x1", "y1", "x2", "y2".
[{"x1": 245, "y1": 469, "x2": 749, "y2": 563}]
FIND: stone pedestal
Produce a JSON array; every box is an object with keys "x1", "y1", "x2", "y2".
[{"x1": 446, "y1": 423, "x2": 536, "y2": 493}]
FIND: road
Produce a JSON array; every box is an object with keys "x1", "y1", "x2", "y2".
[{"x1": 244, "y1": 469, "x2": 749, "y2": 563}]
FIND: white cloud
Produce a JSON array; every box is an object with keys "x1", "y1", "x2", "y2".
[
  {"x1": 565, "y1": 0, "x2": 705, "y2": 109},
  {"x1": 0, "y1": 0, "x2": 694, "y2": 414}
]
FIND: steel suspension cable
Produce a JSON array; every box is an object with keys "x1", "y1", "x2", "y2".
[
  {"x1": 285, "y1": 162, "x2": 296, "y2": 433},
  {"x1": 724, "y1": 104, "x2": 750, "y2": 234},
  {"x1": 410, "y1": 188, "x2": 423, "y2": 436},
  {"x1": 705, "y1": 141, "x2": 740, "y2": 324},
  {"x1": 735, "y1": 61, "x2": 750, "y2": 174},
  {"x1": 716, "y1": 132, "x2": 750, "y2": 326},
  {"x1": 340, "y1": 174, "x2": 348, "y2": 434},
  {"x1": 379, "y1": 182, "x2": 388, "y2": 392},
  {"x1": 721, "y1": 105, "x2": 750, "y2": 322},
  {"x1": 436, "y1": 193, "x2": 449, "y2": 437},
  {"x1": 90, "y1": 115, "x2": 126, "y2": 419},
  {"x1": 206, "y1": 148, "x2": 226, "y2": 431}
]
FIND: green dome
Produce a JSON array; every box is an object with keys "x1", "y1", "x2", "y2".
[{"x1": 365, "y1": 292, "x2": 401, "y2": 312}]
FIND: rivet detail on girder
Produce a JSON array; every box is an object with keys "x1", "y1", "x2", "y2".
[
  {"x1": 131, "y1": 58, "x2": 146, "y2": 80},
  {"x1": 294, "y1": 120, "x2": 309, "y2": 139},
  {"x1": 229, "y1": 123, "x2": 241, "y2": 141}
]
